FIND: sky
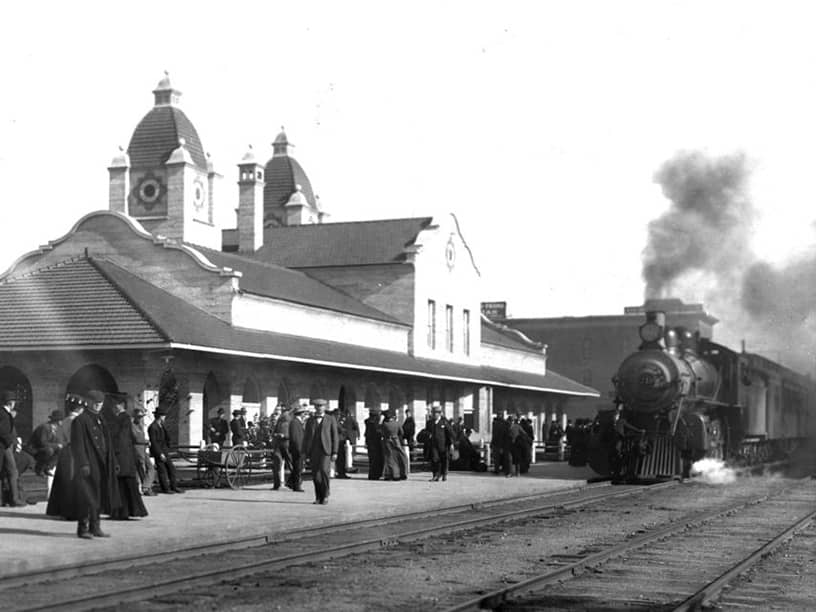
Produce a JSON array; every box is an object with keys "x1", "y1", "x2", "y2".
[{"x1": 2, "y1": 1, "x2": 816, "y2": 352}]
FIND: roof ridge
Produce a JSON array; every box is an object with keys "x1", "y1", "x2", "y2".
[
  {"x1": 264, "y1": 216, "x2": 433, "y2": 229},
  {"x1": 0, "y1": 254, "x2": 90, "y2": 284},
  {"x1": 87, "y1": 257, "x2": 172, "y2": 342}
]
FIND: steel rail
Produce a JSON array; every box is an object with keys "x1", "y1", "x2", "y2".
[
  {"x1": 14, "y1": 481, "x2": 676, "y2": 612},
  {"x1": 672, "y1": 507, "x2": 816, "y2": 612},
  {"x1": 442, "y1": 483, "x2": 799, "y2": 612},
  {"x1": 0, "y1": 480, "x2": 611, "y2": 590}
]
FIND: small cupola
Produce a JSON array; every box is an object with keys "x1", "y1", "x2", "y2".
[
  {"x1": 153, "y1": 71, "x2": 182, "y2": 107},
  {"x1": 272, "y1": 128, "x2": 294, "y2": 157}
]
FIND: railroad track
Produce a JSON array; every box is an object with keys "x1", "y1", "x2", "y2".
[
  {"x1": 1, "y1": 480, "x2": 675, "y2": 611},
  {"x1": 443, "y1": 477, "x2": 816, "y2": 611}
]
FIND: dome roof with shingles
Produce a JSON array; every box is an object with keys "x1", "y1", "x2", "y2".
[
  {"x1": 127, "y1": 76, "x2": 207, "y2": 172},
  {"x1": 263, "y1": 130, "x2": 318, "y2": 226}
]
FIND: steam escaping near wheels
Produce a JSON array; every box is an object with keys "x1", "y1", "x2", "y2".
[{"x1": 691, "y1": 458, "x2": 736, "y2": 485}]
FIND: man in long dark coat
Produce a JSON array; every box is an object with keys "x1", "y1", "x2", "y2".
[
  {"x1": 364, "y1": 407, "x2": 384, "y2": 480},
  {"x1": 148, "y1": 405, "x2": 184, "y2": 494},
  {"x1": 0, "y1": 390, "x2": 25, "y2": 507},
  {"x1": 335, "y1": 407, "x2": 359, "y2": 478},
  {"x1": 423, "y1": 404, "x2": 454, "y2": 482},
  {"x1": 72, "y1": 390, "x2": 120, "y2": 539},
  {"x1": 286, "y1": 406, "x2": 307, "y2": 492},
  {"x1": 303, "y1": 399, "x2": 338, "y2": 505},
  {"x1": 207, "y1": 408, "x2": 228, "y2": 446}
]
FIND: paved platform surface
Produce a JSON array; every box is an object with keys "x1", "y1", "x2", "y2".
[{"x1": 0, "y1": 462, "x2": 595, "y2": 579}]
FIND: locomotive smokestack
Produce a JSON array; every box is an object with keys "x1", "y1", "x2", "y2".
[{"x1": 638, "y1": 310, "x2": 666, "y2": 349}]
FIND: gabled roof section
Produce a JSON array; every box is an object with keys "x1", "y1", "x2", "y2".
[
  {"x1": 0, "y1": 257, "x2": 596, "y2": 397},
  {"x1": 0, "y1": 257, "x2": 166, "y2": 348},
  {"x1": 192, "y1": 246, "x2": 403, "y2": 325},
  {"x1": 481, "y1": 316, "x2": 546, "y2": 354},
  {"x1": 254, "y1": 217, "x2": 434, "y2": 267}
]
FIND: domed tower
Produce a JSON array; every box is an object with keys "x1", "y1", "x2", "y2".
[
  {"x1": 263, "y1": 129, "x2": 326, "y2": 229},
  {"x1": 108, "y1": 73, "x2": 221, "y2": 249}
]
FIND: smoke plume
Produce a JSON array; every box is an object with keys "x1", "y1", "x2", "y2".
[
  {"x1": 641, "y1": 150, "x2": 816, "y2": 373},
  {"x1": 643, "y1": 151, "x2": 756, "y2": 298}
]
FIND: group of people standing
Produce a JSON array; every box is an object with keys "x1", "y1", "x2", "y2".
[
  {"x1": 2, "y1": 386, "x2": 190, "y2": 540},
  {"x1": 490, "y1": 410, "x2": 535, "y2": 477}
]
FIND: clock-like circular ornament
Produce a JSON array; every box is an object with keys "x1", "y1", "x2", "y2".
[
  {"x1": 193, "y1": 177, "x2": 207, "y2": 211},
  {"x1": 138, "y1": 177, "x2": 162, "y2": 206},
  {"x1": 445, "y1": 237, "x2": 456, "y2": 270}
]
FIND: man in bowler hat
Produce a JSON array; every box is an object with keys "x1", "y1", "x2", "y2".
[
  {"x1": 148, "y1": 404, "x2": 184, "y2": 494},
  {"x1": 303, "y1": 399, "x2": 339, "y2": 504},
  {"x1": 286, "y1": 405, "x2": 308, "y2": 492},
  {"x1": 423, "y1": 403, "x2": 454, "y2": 481},
  {"x1": 72, "y1": 390, "x2": 120, "y2": 538}
]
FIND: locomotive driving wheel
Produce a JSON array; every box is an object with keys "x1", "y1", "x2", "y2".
[{"x1": 225, "y1": 447, "x2": 248, "y2": 489}]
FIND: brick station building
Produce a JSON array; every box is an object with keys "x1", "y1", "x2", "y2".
[{"x1": 0, "y1": 74, "x2": 597, "y2": 447}]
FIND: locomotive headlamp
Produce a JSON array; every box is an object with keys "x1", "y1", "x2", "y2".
[
  {"x1": 638, "y1": 311, "x2": 666, "y2": 347},
  {"x1": 639, "y1": 321, "x2": 662, "y2": 343}
]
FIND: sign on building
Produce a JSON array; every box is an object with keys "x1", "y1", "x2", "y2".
[{"x1": 481, "y1": 301, "x2": 507, "y2": 321}]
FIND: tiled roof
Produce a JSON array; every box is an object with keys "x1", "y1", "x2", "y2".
[
  {"x1": 254, "y1": 217, "x2": 434, "y2": 268},
  {"x1": 0, "y1": 258, "x2": 597, "y2": 397},
  {"x1": 263, "y1": 155, "x2": 317, "y2": 226},
  {"x1": 193, "y1": 246, "x2": 402, "y2": 324},
  {"x1": 0, "y1": 258, "x2": 165, "y2": 347},
  {"x1": 128, "y1": 106, "x2": 207, "y2": 171}
]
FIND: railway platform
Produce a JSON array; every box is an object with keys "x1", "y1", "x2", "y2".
[{"x1": 0, "y1": 462, "x2": 595, "y2": 580}]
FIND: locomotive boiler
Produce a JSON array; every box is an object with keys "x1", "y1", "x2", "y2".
[{"x1": 586, "y1": 309, "x2": 814, "y2": 481}]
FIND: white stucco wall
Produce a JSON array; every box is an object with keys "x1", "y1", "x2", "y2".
[
  {"x1": 480, "y1": 343, "x2": 549, "y2": 376},
  {"x1": 411, "y1": 213, "x2": 482, "y2": 363},
  {"x1": 232, "y1": 293, "x2": 410, "y2": 352}
]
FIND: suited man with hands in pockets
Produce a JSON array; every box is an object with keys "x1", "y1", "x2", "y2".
[{"x1": 303, "y1": 399, "x2": 339, "y2": 505}]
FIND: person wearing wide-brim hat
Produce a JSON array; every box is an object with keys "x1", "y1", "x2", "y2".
[
  {"x1": 364, "y1": 406, "x2": 385, "y2": 480},
  {"x1": 148, "y1": 404, "x2": 184, "y2": 495},
  {"x1": 70, "y1": 389, "x2": 121, "y2": 538},
  {"x1": 207, "y1": 407, "x2": 229, "y2": 448},
  {"x1": 47, "y1": 395, "x2": 86, "y2": 519}
]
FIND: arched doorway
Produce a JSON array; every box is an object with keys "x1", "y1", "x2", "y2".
[
  {"x1": 202, "y1": 372, "x2": 221, "y2": 437},
  {"x1": 66, "y1": 364, "x2": 119, "y2": 428},
  {"x1": 388, "y1": 387, "x2": 406, "y2": 419},
  {"x1": 276, "y1": 381, "x2": 290, "y2": 408},
  {"x1": 242, "y1": 377, "x2": 261, "y2": 422},
  {"x1": 0, "y1": 365, "x2": 34, "y2": 441}
]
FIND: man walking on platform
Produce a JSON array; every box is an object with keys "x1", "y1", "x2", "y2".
[
  {"x1": 286, "y1": 405, "x2": 307, "y2": 492},
  {"x1": 72, "y1": 390, "x2": 119, "y2": 539},
  {"x1": 148, "y1": 405, "x2": 184, "y2": 494},
  {"x1": 424, "y1": 403, "x2": 454, "y2": 482},
  {"x1": 303, "y1": 399, "x2": 338, "y2": 505}
]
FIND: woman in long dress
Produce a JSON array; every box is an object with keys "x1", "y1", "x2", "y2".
[
  {"x1": 110, "y1": 398, "x2": 148, "y2": 520},
  {"x1": 46, "y1": 394, "x2": 85, "y2": 519},
  {"x1": 381, "y1": 411, "x2": 408, "y2": 481}
]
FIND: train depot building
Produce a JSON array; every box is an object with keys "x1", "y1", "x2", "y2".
[{"x1": 0, "y1": 75, "x2": 597, "y2": 445}]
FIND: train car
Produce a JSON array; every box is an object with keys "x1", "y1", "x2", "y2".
[{"x1": 586, "y1": 309, "x2": 815, "y2": 481}]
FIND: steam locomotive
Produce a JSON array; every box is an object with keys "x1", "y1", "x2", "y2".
[{"x1": 586, "y1": 310, "x2": 815, "y2": 481}]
